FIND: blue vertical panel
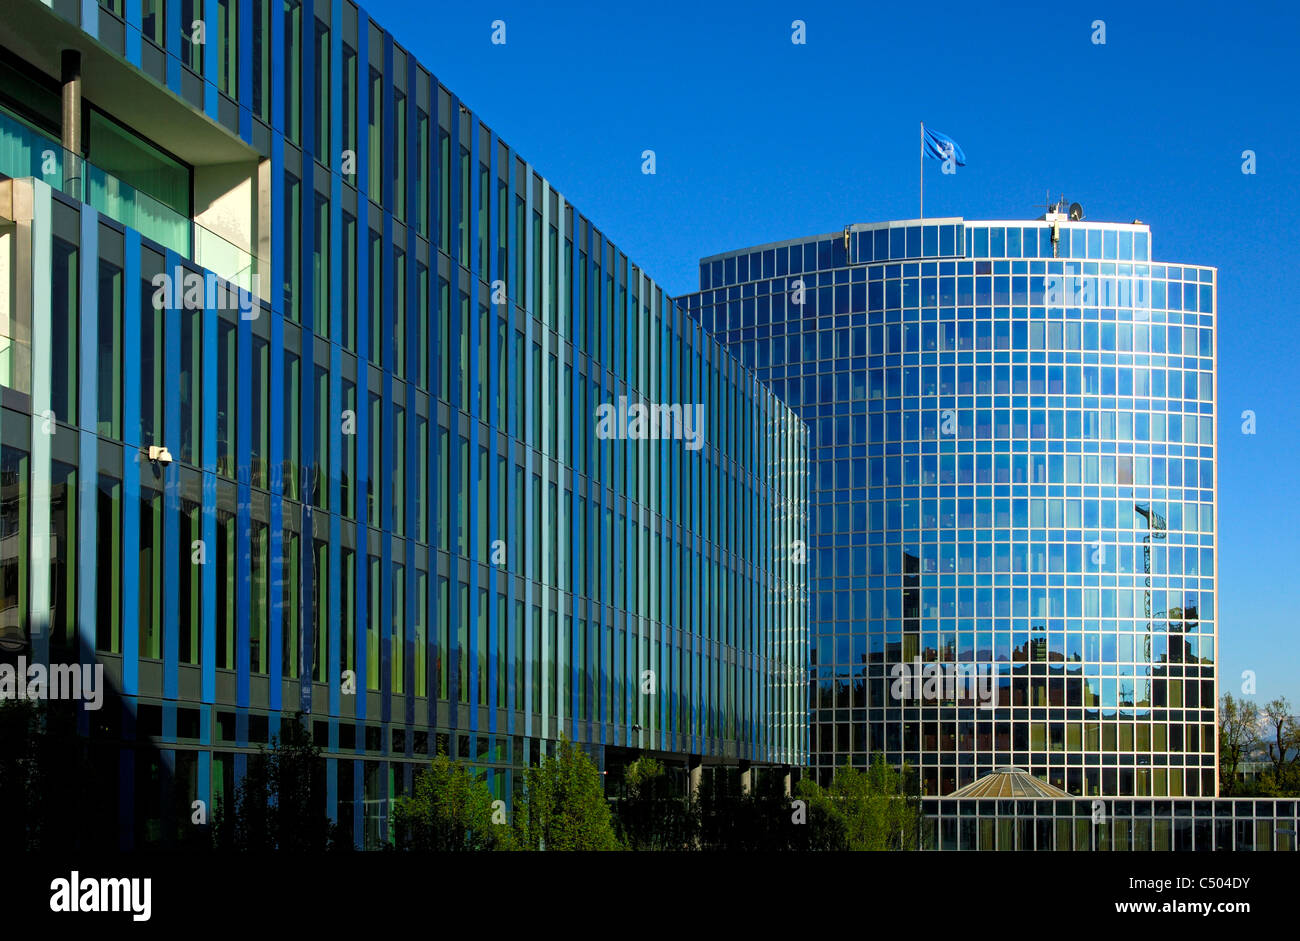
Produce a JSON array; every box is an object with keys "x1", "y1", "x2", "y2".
[
  {"x1": 330, "y1": 0, "x2": 344, "y2": 171},
  {"x1": 351, "y1": 478, "x2": 364, "y2": 723},
  {"x1": 326, "y1": 24, "x2": 343, "y2": 725},
  {"x1": 353, "y1": 34, "x2": 369, "y2": 721},
  {"x1": 76, "y1": 210, "x2": 99, "y2": 734},
  {"x1": 425, "y1": 423, "x2": 437, "y2": 727},
  {"x1": 329, "y1": 9, "x2": 343, "y2": 347},
  {"x1": 466, "y1": 111, "x2": 481, "y2": 729},
  {"x1": 568, "y1": 591, "x2": 579, "y2": 742},
  {"x1": 235, "y1": 291, "x2": 253, "y2": 708},
  {"x1": 202, "y1": 468, "x2": 218, "y2": 696},
  {"x1": 301, "y1": 0, "x2": 316, "y2": 168},
  {"x1": 446, "y1": 135, "x2": 462, "y2": 718},
  {"x1": 165, "y1": 0, "x2": 182, "y2": 91},
  {"x1": 404, "y1": 56, "x2": 420, "y2": 732},
  {"x1": 379, "y1": 196, "x2": 394, "y2": 728},
  {"x1": 449, "y1": 94, "x2": 461, "y2": 271},
  {"x1": 122, "y1": 231, "x2": 142, "y2": 698},
  {"x1": 238, "y1": 0, "x2": 253, "y2": 141},
  {"x1": 355, "y1": 15, "x2": 369, "y2": 206},
  {"x1": 404, "y1": 428, "x2": 415, "y2": 731},
  {"x1": 567, "y1": 213, "x2": 580, "y2": 742},
  {"x1": 125, "y1": 0, "x2": 142, "y2": 65},
  {"x1": 663, "y1": 323, "x2": 673, "y2": 751},
  {"x1": 265, "y1": 0, "x2": 283, "y2": 707},
  {"x1": 160, "y1": 254, "x2": 181, "y2": 703},
  {"x1": 403, "y1": 354, "x2": 417, "y2": 715},
  {"x1": 500, "y1": 140, "x2": 514, "y2": 738},
  {"x1": 204, "y1": 0, "x2": 219, "y2": 118},
  {"x1": 75, "y1": 205, "x2": 98, "y2": 434},
  {"x1": 518, "y1": 160, "x2": 530, "y2": 732},
  {"x1": 516, "y1": 444, "x2": 526, "y2": 728},
  {"x1": 694, "y1": 332, "x2": 704, "y2": 753},
  {"x1": 80, "y1": 0, "x2": 99, "y2": 38},
  {"x1": 595, "y1": 240, "x2": 606, "y2": 746},
  {"x1": 328, "y1": 344, "x2": 340, "y2": 718},
  {"x1": 201, "y1": 265, "x2": 219, "y2": 706},
  {"x1": 381, "y1": 35, "x2": 393, "y2": 217},
  {"x1": 298, "y1": 505, "x2": 312, "y2": 715},
  {"x1": 298, "y1": 155, "x2": 317, "y2": 714},
  {"x1": 267, "y1": 166, "x2": 285, "y2": 708},
  {"x1": 483, "y1": 127, "x2": 500, "y2": 719}
]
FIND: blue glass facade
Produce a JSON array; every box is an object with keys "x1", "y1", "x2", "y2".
[
  {"x1": 684, "y1": 218, "x2": 1217, "y2": 798},
  {"x1": 0, "y1": 0, "x2": 807, "y2": 849}
]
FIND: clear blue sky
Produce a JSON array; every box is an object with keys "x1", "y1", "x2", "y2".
[{"x1": 364, "y1": 0, "x2": 1300, "y2": 705}]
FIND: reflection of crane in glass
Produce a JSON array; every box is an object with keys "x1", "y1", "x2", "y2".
[{"x1": 1135, "y1": 504, "x2": 1166, "y2": 663}]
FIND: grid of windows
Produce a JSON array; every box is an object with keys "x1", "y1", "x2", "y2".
[
  {"x1": 923, "y1": 799, "x2": 1296, "y2": 852},
  {"x1": 0, "y1": 0, "x2": 808, "y2": 849},
  {"x1": 685, "y1": 220, "x2": 1217, "y2": 798}
]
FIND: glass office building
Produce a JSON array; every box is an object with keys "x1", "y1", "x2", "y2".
[
  {"x1": 921, "y1": 797, "x2": 1296, "y2": 851},
  {"x1": 683, "y1": 217, "x2": 1217, "y2": 798},
  {"x1": 0, "y1": 0, "x2": 807, "y2": 849}
]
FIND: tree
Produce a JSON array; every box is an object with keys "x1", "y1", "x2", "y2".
[
  {"x1": 1257, "y1": 762, "x2": 1300, "y2": 797},
  {"x1": 1218, "y1": 694, "x2": 1260, "y2": 795},
  {"x1": 1261, "y1": 697, "x2": 1299, "y2": 777},
  {"x1": 791, "y1": 777, "x2": 849, "y2": 851},
  {"x1": 513, "y1": 736, "x2": 620, "y2": 851},
  {"x1": 391, "y1": 751, "x2": 511, "y2": 851},
  {"x1": 830, "y1": 757, "x2": 921, "y2": 850},
  {"x1": 212, "y1": 712, "x2": 351, "y2": 851}
]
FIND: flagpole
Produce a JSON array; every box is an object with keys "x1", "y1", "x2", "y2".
[{"x1": 919, "y1": 121, "x2": 924, "y2": 220}]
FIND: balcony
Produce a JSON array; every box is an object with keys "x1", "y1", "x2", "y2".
[{"x1": 0, "y1": 106, "x2": 255, "y2": 289}]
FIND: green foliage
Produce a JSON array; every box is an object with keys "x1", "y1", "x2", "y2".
[
  {"x1": 788, "y1": 757, "x2": 921, "y2": 851},
  {"x1": 391, "y1": 751, "x2": 512, "y2": 851},
  {"x1": 792, "y1": 777, "x2": 849, "y2": 851},
  {"x1": 830, "y1": 757, "x2": 921, "y2": 850},
  {"x1": 514, "y1": 736, "x2": 621, "y2": 851},
  {"x1": 212, "y1": 712, "x2": 352, "y2": 852},
  {"x1": 624, "y1": 755, "x2": 664, "y2": 793},
  {"x1": 1256, "y1": 762, "x2": 1300, "y2": 797}
]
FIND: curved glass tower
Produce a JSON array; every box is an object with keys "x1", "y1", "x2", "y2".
[{"x1": 683, "y1": 216, "x2": 1217, "y2": 798}]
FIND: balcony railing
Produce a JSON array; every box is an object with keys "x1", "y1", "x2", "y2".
[{"x1": 0, "y1": 107, "x2": 255, "y2": 289}]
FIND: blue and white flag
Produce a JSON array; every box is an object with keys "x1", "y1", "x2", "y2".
[{"x1": 923, "y1": 125, "x2": 967, "y2": 166}]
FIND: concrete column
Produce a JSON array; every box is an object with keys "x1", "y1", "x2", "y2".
[
  {"x1": 687, "y1": 755, "x2": 702, "y2": 799},
  {"x1": 783, "y1": 768, "x2": 793, "y2": 797},
  {"x1": 60, "y1": 50, "x2": 82, "y2": 196},
  {"x1": 739, "y1": 760, "x2": 753, "y2": 795}
]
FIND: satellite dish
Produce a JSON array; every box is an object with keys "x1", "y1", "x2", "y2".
[{"x1": 1068, "y1": 202, "x2": 1084, "y2": 221}]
